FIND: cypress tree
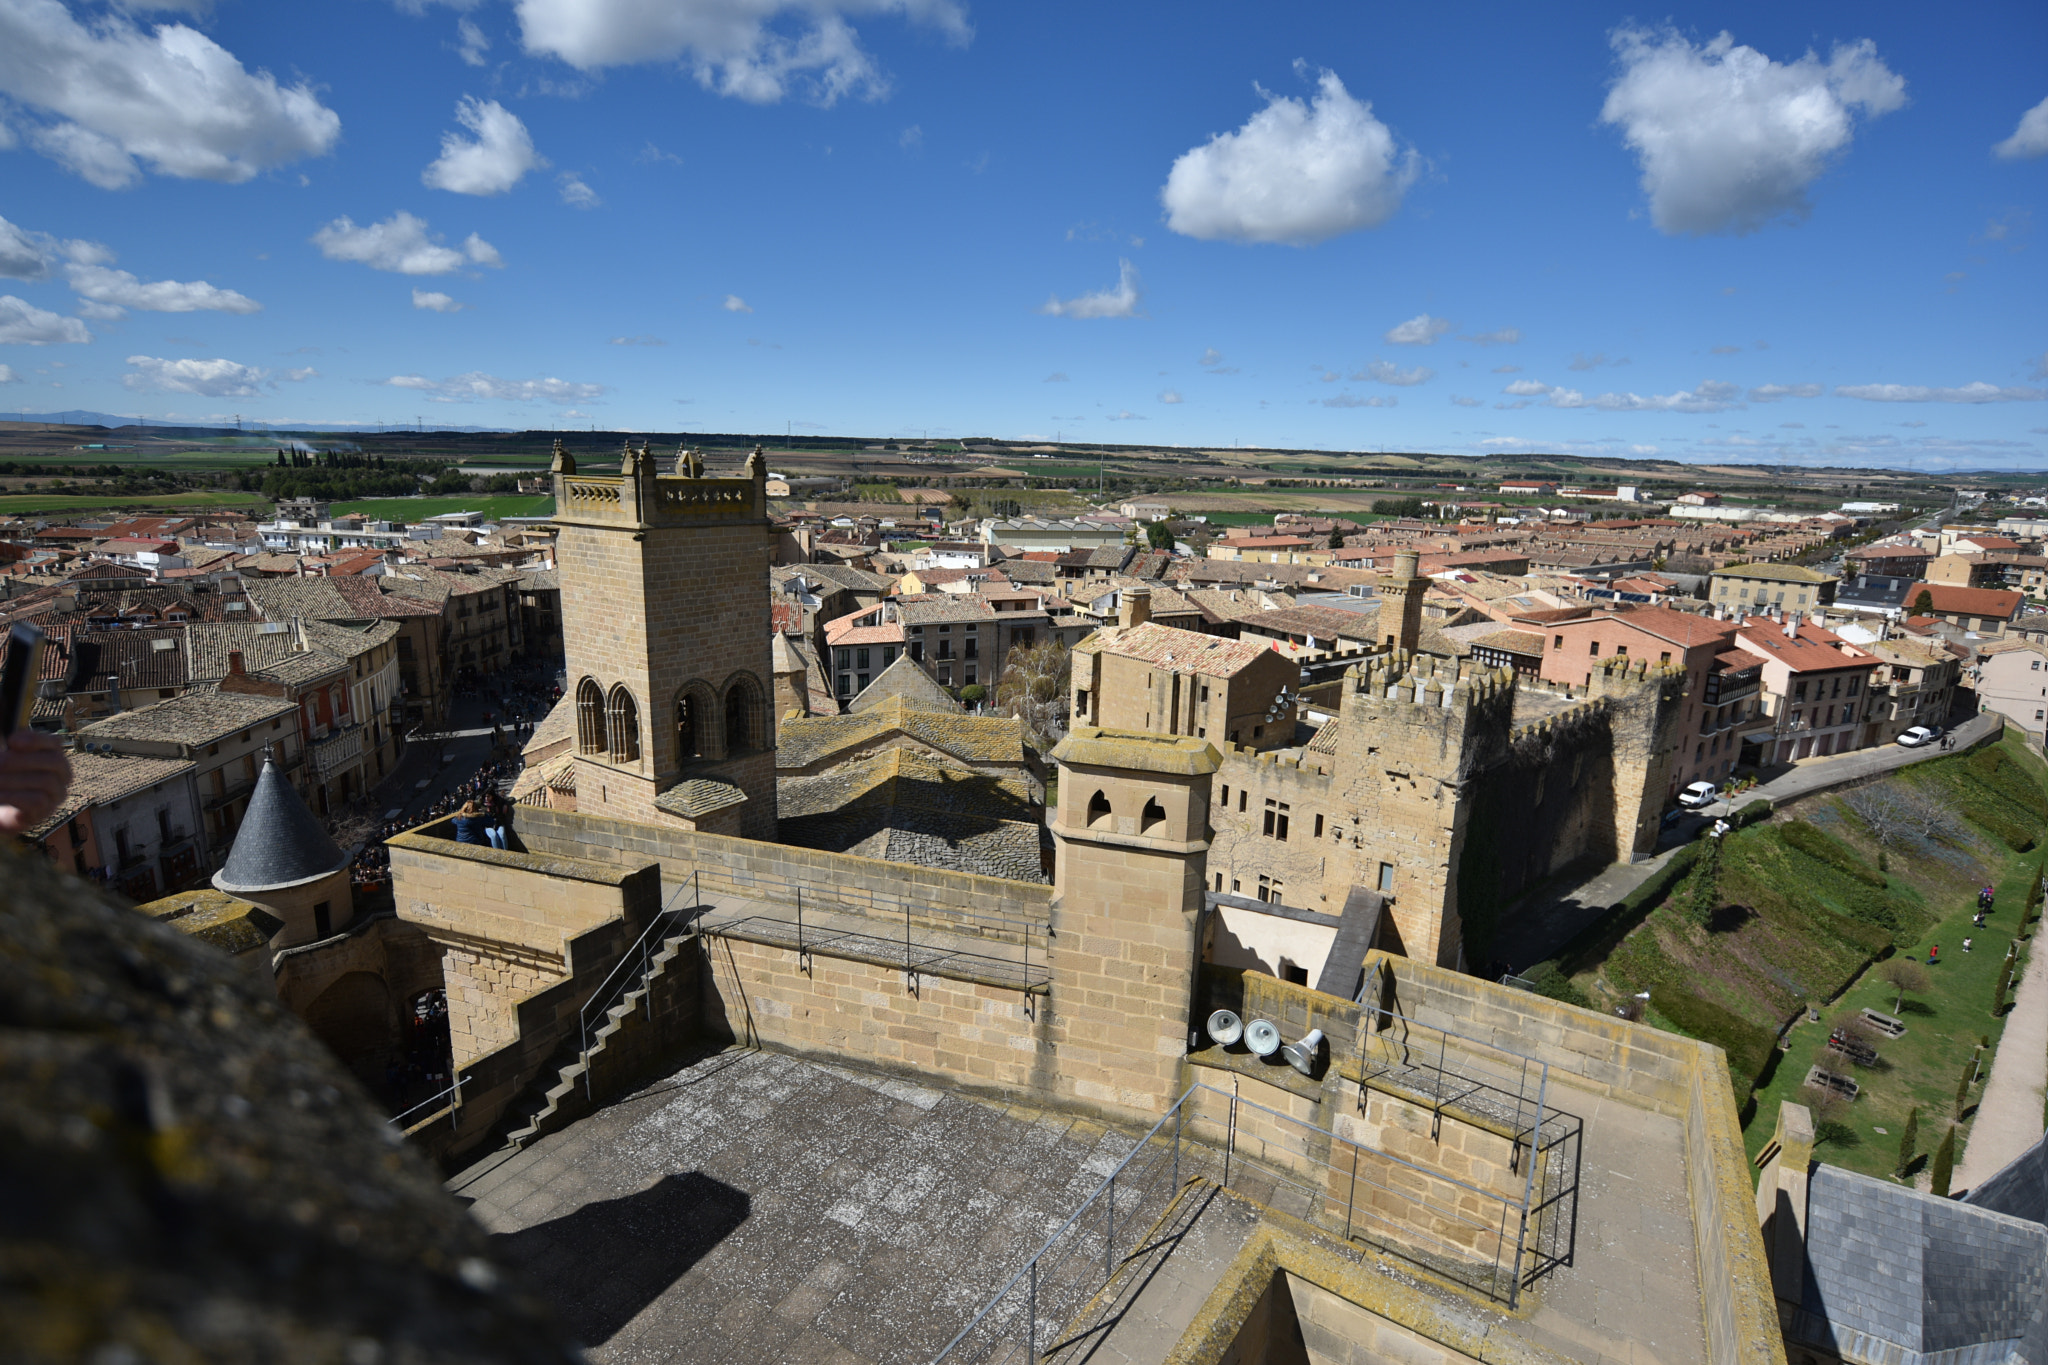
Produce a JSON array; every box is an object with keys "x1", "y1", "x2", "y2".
[
  {"x1": 1931, "y1": 1124, "x2": 1956, "y2": 1197},
  {"x1": 1957, "y1": 1056, "x2": 1977, "y2": 1116},
  {"x1": 1896, "y1": 1106, "x2": 1919, "y2": 1179}
]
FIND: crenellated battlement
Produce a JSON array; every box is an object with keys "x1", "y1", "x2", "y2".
[
  {"x1": 553, "y1": 440, "x2": 769, "y2": 529},
  {"x1": 1586, "y1": 653, "x2": 1687, "y2": 701}
]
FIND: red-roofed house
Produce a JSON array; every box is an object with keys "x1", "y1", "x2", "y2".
[
  {"x1": 1905, "y1": 582, "x2": 2024, "y2": 634},
  {"x1": 1731, "y1": 616, "x2": 1882, "y2": 764}
]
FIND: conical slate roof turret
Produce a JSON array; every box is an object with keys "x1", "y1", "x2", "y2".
[{"x1": 213, "y1": 757, "x2": 349, "y2": 893}]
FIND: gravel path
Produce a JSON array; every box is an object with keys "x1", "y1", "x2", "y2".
[{"x1": 1956, "y1": 938, "x2": 2048, "y2": 1194}]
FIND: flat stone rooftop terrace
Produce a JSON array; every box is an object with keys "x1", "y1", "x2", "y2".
[
  {"x1": 453, "y1": 1049, "x2": 1711, "y2": 1365},
  {"x1": 451, "y1": 1047, "x2": 1210, "y2": 1364}
]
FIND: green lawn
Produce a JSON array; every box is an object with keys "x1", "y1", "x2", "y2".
[
  {"x1": 3, "y1": 447, "x2": 285, "y2": 469},
  {"x1": 1742, "y1": 852, "x2": 2033, "y2": 1182},
  {"x1": 334, "y1": 495, "x2": 555, "y2": 521},
  {"x1": 0, "y1": 490, "x2": 270, "y2": 515}
]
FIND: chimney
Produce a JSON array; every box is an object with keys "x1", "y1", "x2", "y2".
[
  {"x1": 1120, "y1": 585, "x2": 1151, "y2": 629},
  {"x1": 228, "y1": 650, "x2": 245, "y2": 676},
  {"x1": 1785, "y1": 615, "x2": 1797, "y2": 639}
]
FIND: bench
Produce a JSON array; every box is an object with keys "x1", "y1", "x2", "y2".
[{"x1": 1805, "y1": 1066, "x2": 1860, "y2": 1101}]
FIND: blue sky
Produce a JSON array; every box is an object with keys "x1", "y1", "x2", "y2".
[{"x1": 0, "y1": 0, "x2": 2043, "y2": 470}]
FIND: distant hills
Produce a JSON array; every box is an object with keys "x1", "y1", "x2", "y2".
[{"x1": 0, "y1": 410, "x2": 515, "y2": 434}]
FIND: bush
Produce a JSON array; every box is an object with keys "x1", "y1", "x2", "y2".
[
  {"x1": 1730, "y1": 798, "x2": 1773, "y2": 830},
  {"x1": 1969, "y1": 747, "x2": 2048, "y2": 818},
  {"x1": 956, "y1": 683, "x2": 987, "y2": 704},
  {"x1": 1523, "y1": 961, "x2": 1592, "y2": 1010},
  {"x1": 1780, "y1": 821, "x2": 1887, "y2": 887},
  {"x1": 1652, "y1": 988, "x2": 1776, "y2": 1093},
  {"x1": 1896, "y1": 1105, "x2": 1920, "y2": 1178},
  {"x1": 1931, "y1": 1124, "x2": 1956, "y2": 1196}
]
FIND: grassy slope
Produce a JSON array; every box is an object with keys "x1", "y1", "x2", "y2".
[
  {"x1": 1557, "y1": 730, "x2": 2046, "y2": 1182},
  {"x1": 333, "y1": 495, "x2": 555, "y2": 521}
]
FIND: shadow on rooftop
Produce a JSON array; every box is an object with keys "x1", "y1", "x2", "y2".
[{"x1": 490, "y1": 1171, "x2": 750, "y2": 1347}]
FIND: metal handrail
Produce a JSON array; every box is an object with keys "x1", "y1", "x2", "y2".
[
  {"x1": 578, "y1": 868, "x2": 701, "y2": 1098},
  {"x1": 388, "y1": 1075, "x2": 462, "y2": 1131}
]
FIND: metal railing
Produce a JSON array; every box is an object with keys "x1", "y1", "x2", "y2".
[
  {"x1": 578, "y1": 869, "x2": 703, "y2": 1098},
  {"x1": 387, "y1": 1075, "x2": 462, "y2": 1131},
  {"x1": 932, "y1": 1071, "x2": 1580, "y2": 1364},
  {"x1": 694, "y1": 866, "x2": 1052, "y2": 993}
]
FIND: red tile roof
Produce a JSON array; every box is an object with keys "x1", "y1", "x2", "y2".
[{"x1": 1906, "y1": 582, "x2": 2024, "y2": 618}]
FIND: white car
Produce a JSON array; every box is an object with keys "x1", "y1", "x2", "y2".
[
  {"x1": 1896, "y1": 726, "x2": 1939, "y2": 748},
  {"x1": 1678, "y1": 781, "x2": 1721, "y2": 810}
]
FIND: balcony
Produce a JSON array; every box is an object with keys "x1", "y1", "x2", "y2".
[{"x1": 310, "y1": 725, "x2": 366, "y2": 779}]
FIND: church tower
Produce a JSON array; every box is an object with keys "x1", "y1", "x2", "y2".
[
  {"x1": 1375, "y1": 549, "x2": 1428, "y2": 652},
  {"x1": 552, "y1": 442, "x2": 778, "y2": 838}
]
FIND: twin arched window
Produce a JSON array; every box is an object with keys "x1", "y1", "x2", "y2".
[{"x1": 576, "y1": 676, "x2": 641, "y2": 763}]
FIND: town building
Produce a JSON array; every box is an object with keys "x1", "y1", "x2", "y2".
[
  {"x1": 26, "y1": 750, "x2": 205, "y2": 898},
  {"x1": 1069, "y1": 589, "x2": 1301, "y2": 751},
  {"x1": 78, "y1": 690, "x2": 304, "y2": 861},
  {"x1": 1710, "y1": 562, "x2": 1838, "y2": 613},
  {"x1": 1905, "y1": 581, "x2": 2025, "y2": 635},
  {"x1": 1730, "y1": 615, "x2": 1881, "y2": 765},
  {"x1": 1972, "y1": 638, "x2": 2048, "y2": 744}
]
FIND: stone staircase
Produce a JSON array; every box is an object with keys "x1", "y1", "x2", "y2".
[{"x1": 498, "y1": 929, "x2": 698, "y2": 1151}]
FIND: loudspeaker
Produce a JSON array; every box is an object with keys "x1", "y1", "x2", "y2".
[
  {"x1": 1244, "y1": 1018, "x2": 1281, "y2": 1057},
  {"x1": 1281, "y1": 1028, "x2": 1325, "y2": 1077},
  {"x1": 1205, "y1": 1009, "x2": 1244, "y2": 1048}
]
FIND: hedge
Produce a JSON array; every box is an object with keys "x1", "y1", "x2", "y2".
[
  {"x1": 1653, "y1": 987, "x2": 1777, "y2": 1094},
  {"x1": 1970, "y1": 747, "x2": 2048, "y2": 818},
  {"x1": 1780, "y1": 820, "x2": 1887, "y2": 887},
  {"x1": 1731, "y1": 798, "x2": 1773, "y2": 830}
]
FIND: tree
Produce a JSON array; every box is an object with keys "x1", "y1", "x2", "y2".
[
  {"x1": 1145, "y1": 520, "x2": 1175, "y2": 551},
  {"x1": 1327, "y1": 526, "x2": 1344, "y2": 550},
  {"x1": 1878, "y1": 958, "x2": 1931, "y2": 1014},
  {"x1": 1930, "y1": 1123, "x2": 1956, "y2": 1196},
  {"x1": 995, "y1": 640, "x2": 1072, "y2": 754},
  {"x1": 1800, "y1": 1083, "x2": 1857, "y2": 1149},
  {"x1": 1895, "y1": 1105, "x2": 1919, "y2": 1178},
  {"x1": 1955, "y1": 1054, "x2": 1978, "y2": 1117},
  {"x1": 1912, "y1": 589, "x2": 1935, "y2": 615}
]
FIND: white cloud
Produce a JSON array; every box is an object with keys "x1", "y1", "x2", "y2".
[
  {"x1": 1106, "y1": 409, "x2": 1143, "y2": 421},
  {"x1": 1199, "y1": 348, "x2": 1223, "y2": 366},
  {"x1": 1384, "y1": 313, "x2": 1451, "y2": 346},
  {"x1": 1600, "y1": 27, "x2": 1904, "y2": 235},
  {"x1": 558, "y1": 172, "x2": 600, "y2": 208},
  {"x1": 1504, "y1": 377, "x2": 1748, "y2": 412},
  {"x1": 0, "y1": 215, "x2": 51, "y2": 279},
  {"x1": 456, "y1": 16, "x2": 490, "y2": 66},
  {"x1": 1449, "y1": 394, "x2": 1483, "y2": 407},
  {"x1": 1994, "y1": 96, "x2": 2048, "y2": 160},
  {"x1": 0, "y1": 294, "x2": 89, "y2": 344},
  {"x1": 610, "y1": 334, "x2": 664, "y2": 346},
  {"x1": 1039, "y1": 259, "x2": 1140, "y2": 319},
  {"x1": 422, "y1": 97, "x2": 543, "y2": 195},
  {"x1": 66, "y1": 263, "x2": 259, "y2": 315},
  {"x1": 123, "y1": 354, "x2": 264, "y2": 396},
  {"x1": 722, "y1": 294, "x2": 752, "y2": 313},
  {"x1": 0, "y1": 0, "x2": 340, "y2": 188},
  {"x1": 1748, "y1": 382, "x2": 1822, "y2": 402},
  {"x1": 1323, "y1": 392, "x2": 1396, "y2": 408},
  {"x1": 1158, "y1": 389, "x2": 1182, "y2": 404},
  {"x1": 1462, "y1": 327, "x2": 1519, "y2": 345},
  {"x1": 383, "y1": 370, "x2": 604, "y2": 403},
  {"x1": 1355, "y1": 358, "x2": 1433, "y2": 386},
  {"x1": 312, "y1": 212, "x2": 503, "y2": 275},
  {"x1": 1161, "y1": 64, "x2": 1416, "y2": 246},
  {"x1": 898, "y1": 123, "x2": 921, "y2": 151},
  {"x1": 512, "y1": 0, "x2": 969, "y2": 105},
  {"x1": 280, "y1": 366, "x2": 317, "y2": 382},
  {"x1": 1835, "y1": 381, "x2": 2045, "y2": 403},
  {"x1": 412, "y1": 289, "x2": 466, "y2": 312}
]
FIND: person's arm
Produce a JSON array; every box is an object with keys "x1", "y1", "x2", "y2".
[{"x1": 0, "y1": 730, "x2": 72, "y2": 834}]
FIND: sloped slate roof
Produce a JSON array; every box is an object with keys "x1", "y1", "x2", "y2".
[
  {"x1": 777, "y1": 696, "x2": 1027, "y2": 771},
  {"x1": 214, "y1": 758, "x2": 348, "y2": 892},
  {"x1": 654, "y1": 777, "x2": 748, "y2": 820},
  {"x1": 846, "y1": 654, "x2": 959, "y2": 714},
  {"x1": 1795, "y1": 1163, "x2": 2048, "y2": 1365},
  {"x1": 1964, "y1": 1133, "x2": 2048, "y2": 1227}
]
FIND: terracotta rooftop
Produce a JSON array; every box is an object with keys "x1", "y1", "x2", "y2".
[
  {"x1": 1075, "y1": 620, "x2": 1277, "y2": 677},
  {"x1": 79, "y1": 690, "x2": 297, "y2": 746},
  {"x1": 1906, "y1": 582, "x2": 2024, "y2": 618}
]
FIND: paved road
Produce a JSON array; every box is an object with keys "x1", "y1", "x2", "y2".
[
  {"x1": 1491, "y1": 712, "x2": 2003, "y2": 972},
  {"x1": 1956, "y1": 937, "x2": 2048, "y2": 1193}
]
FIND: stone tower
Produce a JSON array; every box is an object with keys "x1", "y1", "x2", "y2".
[
  {"x1": 212, "y1": 756, "x2": 353, "y2": 948},
  {"x1": 553, "y1": 441, "x2": 778, "y2": 837},
  {"x1": 1375, "y1": 549, "x2": 1428, "y2": 652},
  {"x1": 1586, "y1": 655, "x2": 1686, "y2": 861},
  {"x1": 1326, "y1": 652, "x2": 1517, "y2": 967},
  {"x1": 1047, "y1": 726, "x2": 1218, "y2": 1119}
]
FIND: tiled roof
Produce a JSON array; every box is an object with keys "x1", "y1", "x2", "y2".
[
  {"x1": 80, "y1": 689, "x2": 296, "y2": 746},
  {"x1": 522, "y1": 693, "x2": 577, "y2": 758},
  {"x1": 655, "y1": 777, "x2": 749, "y2": 819},
  {"x1": 1907, "y1": 582, "x2": 2025, "y2": 617},
  {"x1": 1236, "y1": 605, "x2": 1382, "y2": 640},
  {"x1": 777, "y1": 695, "x2": 1029, "y2": 770},
  {"x1": 1733, "y1": 619, "x2": 1874, "y2": 673},
  {"x1": 1962, "y1": 1132, "x2": 2047, "y2": 1226},
  {"x1": 846, "y1": 654, "x2": 959, "y2": 714},
  {"x1": 29, "y1": 752, "x2": 197, "y2": 836},
  {"x1": 215, "y1": 758, "x2": 347, "y2": 892},
  {"x1": 1466, "y1": 629, "x2": 1545, "y2": 656},
  {"x1": 1077, "y1": 620, "x2": 1277, "y2": 677},
  {"x1": 40, "y1": 626, "x2": 192, "y2": 693},
  {"x1": 1712, "y1": 562, "x2": 1833, "y2": 583},
  {"x1": 1576, "y1": 605, "x2": 1739, "y2": 650},
  {"x1": 1713, "y1": 649, "x2": 1769, "y2": 671},
  {"x1": 518, "y1": 569, "x2": 560, "y2": 592},
  {"x1": 184, "y1": 622, "x2": 309, "y2": 681}
]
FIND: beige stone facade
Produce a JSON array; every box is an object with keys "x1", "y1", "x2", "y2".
[{"x1": 554, "y1": 443, "x2": 779, "y2": 838}]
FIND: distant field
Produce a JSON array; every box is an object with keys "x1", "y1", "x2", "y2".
[
  {"x1": 0, "y1": 447, "x2": 286, "y2": 469},
  {"x1": 0, "y1": 490, "x2": 269, "y2": 515},
  {"x1": 335, "y1": 494, "x2": 555, "y2": 521}
]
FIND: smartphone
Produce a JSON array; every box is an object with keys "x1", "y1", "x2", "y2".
[{"x1": 0, "y1": 622, "x2": 47, "y2": 738}]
